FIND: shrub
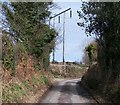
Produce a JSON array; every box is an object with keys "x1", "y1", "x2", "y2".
[
  {"x1": 40, "y1": 76, "x2": 49, "y2": 85},
  {"x1": 106, "y1": 88, "x2": 120, "y2": 103},
  {"x1": 85, "y1": 78, "x2": 100, "y2": 90}
]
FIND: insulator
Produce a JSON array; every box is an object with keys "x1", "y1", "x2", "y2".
[
  {"x1": 70, "y1": 10, "x2": 72, "y2": 18},
  {"x1": 58, "y1": 16, "x2": 60, "y2": 23}
]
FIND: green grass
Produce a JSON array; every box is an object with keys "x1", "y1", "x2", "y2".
[
  {"x1": 2, "y1": 74, "x2": 50, "y2": 103},
  {"x1": 22, "y1": 81, "x2": 34, "y2": 91},
  {"x1": 2, "y1": 83, "x2": 27, "y2": 102},
  {"x1": 39, "y1": 76, "x2": 49, "y2": 85},
  {"x1": 79, "y1": 64, "x2": 89, "y2": 67}
]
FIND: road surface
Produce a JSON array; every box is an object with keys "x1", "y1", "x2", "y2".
[{"x1": 40, "y1": 78, "x2": 97, "y2": 104}]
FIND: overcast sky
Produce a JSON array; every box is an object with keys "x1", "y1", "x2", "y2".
[{"x1": 50, "y1": 1, "x2": 95, "y2": 62}]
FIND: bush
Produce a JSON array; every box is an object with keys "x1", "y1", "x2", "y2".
[
  {"x1": 85, "y1": 78, "x2": 100, "y2": 90},
  {"x1": 2, "y1": 34, "x2": 15, "y2": 76},
  {"x1": 40, "y1": 76, "x2": 49, "y2": 85},
  {"x1": 106, "y1": 88, "x2": 120, "y2": 103}
]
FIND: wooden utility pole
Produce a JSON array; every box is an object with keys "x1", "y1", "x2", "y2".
[
  {"x1": 49, "y1": 8, "x2": 72, "y2": 64},
  {"x1": 53, "y1": 17, "x2": 55, "y2": 63},
  {"x1": 63, "y1": 13, "x2": 65, "y2": 63}
]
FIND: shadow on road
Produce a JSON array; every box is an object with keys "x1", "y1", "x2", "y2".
[
  {"x1": 38, "y1": 79, "x2": 95, "y2": 103},
  {"x1": 57, "y1": 81, "x2": 93, "y2": 100}
]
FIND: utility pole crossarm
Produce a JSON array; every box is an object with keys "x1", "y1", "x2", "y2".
[{"x1": 50, "y1": 8, "x2": 71, "y2": 19}]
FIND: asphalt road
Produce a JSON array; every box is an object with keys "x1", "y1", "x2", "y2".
[{"x1": 40, "y1": 78, "x2": 97, "y2": 104}]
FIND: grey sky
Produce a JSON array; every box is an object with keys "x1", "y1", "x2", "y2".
[{"x1": 50, "y1": 2, "x2": 95, "y2": 62}]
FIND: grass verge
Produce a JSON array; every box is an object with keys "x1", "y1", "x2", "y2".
[{"x1": 2, "y1": 72, "x2": 52, "y2": 103}]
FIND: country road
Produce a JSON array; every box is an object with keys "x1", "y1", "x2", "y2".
[{"x1": 40, "y1": 78, "x2": 97, "y2": 104}]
